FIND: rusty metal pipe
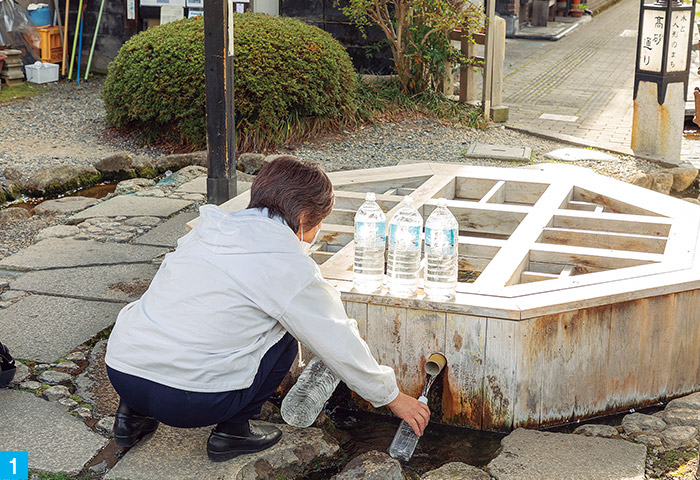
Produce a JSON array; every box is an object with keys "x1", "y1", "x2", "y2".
[{"x1": 425, "y1": 352, "x2": 447, "y2": 376}]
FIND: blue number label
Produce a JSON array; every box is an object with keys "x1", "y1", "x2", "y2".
[{"x1": 0, "y1": 451, "x2": 28, "y2": 480}]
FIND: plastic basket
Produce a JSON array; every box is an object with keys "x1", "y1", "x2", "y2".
[{"x1": 25, "y1": 62, "x2": 59, "y2": 84}]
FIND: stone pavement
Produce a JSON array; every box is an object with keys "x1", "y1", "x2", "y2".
[
  {"x1": 0, "y1": 168, "x2": 697, "y2": 479},
  {"x1": 502, "y1": 0, "x2": 700, "y2": 167}
]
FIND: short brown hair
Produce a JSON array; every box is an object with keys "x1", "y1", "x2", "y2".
[{"x1": 248, "y1": 156, "x2": 334, "y2": 233}]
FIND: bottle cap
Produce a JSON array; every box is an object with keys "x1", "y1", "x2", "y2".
[
  {"x1": 418, "y1": 395, "x2": 428, "y2": 404},
  {"x1": 365, "y1": 192, "x2": 376, "y2": 202},
  {"x1": 436, "y1": 198, "x2": 448, "y2": 208}
]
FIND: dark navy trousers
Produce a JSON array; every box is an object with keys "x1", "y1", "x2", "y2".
[{"x1": 106, "y1": 332, "x2": 298, "y2": 428}]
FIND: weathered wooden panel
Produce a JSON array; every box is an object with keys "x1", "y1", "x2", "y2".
[
  {"x1": 402, "y1": 310, "x2": 445, "y2": 398},
  {"x1": 605, "y1": 298, "x2": 645, "y2": 412},
  {"x1": 345, "y1": 301, "x2": 369, "y2": 340},
  {"x1": 366, "y1": 304, "x2": 406, "y2": 390},
  {"x1": 534, "y1": 306, "x2": 613, "y2": 426},
  {"x1": 483, "y1": 318, "x2": 518, "y2": 431},
  {"x1": 512, "y1": 319, "x2": 542, "y2": 429},
  {"x1": 443, "y1": 314, "x2": 487, "y2": 428},
  {"x1": 666, "y1": 290, "x2": 700, "y2": 397},
  {"x1": 635, "y1": 294, "x2": 675, "y2": 403}
]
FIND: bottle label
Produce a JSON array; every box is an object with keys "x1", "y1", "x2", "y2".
[
  {"x1": 356, "y1": 221, "x2": 386, "y2": 247},
  {"x1": 425, "y1": 227, "x2": 456, "y2": 256},
  {"x1": 389, "y1": 224, "x2": 421, "y2": 249}
]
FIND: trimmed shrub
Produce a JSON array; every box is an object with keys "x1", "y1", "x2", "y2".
[{"x1": 103, "y1": 14, "x2": 358, "y2": 151}]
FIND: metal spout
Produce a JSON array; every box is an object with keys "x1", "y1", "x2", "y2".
[{"x1": 425, "y1": 352, "x2": 447, "y2": 376}]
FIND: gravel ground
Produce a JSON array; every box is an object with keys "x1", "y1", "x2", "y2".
[
  {"x1": 0, "y1": 76, "x2": 165, "y2": 184},
  {"x1": 0, "y1": 82, "x2": 665, "y2": 260},
  {"x1": 288, "y1": 117, "x2": 660, "y2": 181}
]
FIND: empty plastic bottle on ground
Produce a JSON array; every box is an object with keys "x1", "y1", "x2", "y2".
[
  {"x1": 424, "y1": 198, "x2": 459, "y2": 301},
  {"x1": 281, "y1": 357, "x2": 340, "y2": 427},
  {"x1": 388, "y1": 395, "x2": 428, "y2": 462},
  {"x1": 386, "y1": 196, "x2": 423, "y2": 297},
  {"x1": 353, "y1": 192, "x2": 386, "y2": 294}
]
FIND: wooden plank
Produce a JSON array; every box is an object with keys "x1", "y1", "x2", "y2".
[
  {"x1": 443, "y1": 314, "x2": 487, "y2": 429},
  {"x1": 475, "y1": 181, "x2": 574, "y2": 290},
  {"x1": 325, "y1": 208, "x2": 356, "y2": 226},
  {"x1": 455, "y1": 177, "x2": 499, "y2": 200},
  {"x1": 482, "y1": 181, "x2": 506, "y2": 204},
  {"x1": 402, "y1": 310, "x2": 446, "y2": 398},
  {"x1": 573, "y1": 187, "x2": 663, "y2": 217},
  {"x1": 529, "y1": 244, "x2": 664, "y2": 269},
  {"x1": 366, "y1": 304, "x2": 406, "y2": 390},
  {"x1": 483, "y1": 318, "x2": 518, "y2": 431},
  {"x1": 665, "y1": 289, "x2": 700, "y2": 397},
  {"x1": 424, "y1": 202, "x2": 528, "y2": 237},
  {"x1": 521, "y1": 271, "x2": 558, "y2": 283},
  {"x1": 605, "y1": 298, "x2": 646, "y2": 412},
  {"x1": 539, "y1": 227, "x2": 668, "y2": 254},
  {"x1": 504, "y1": 181, "x2": 549, "y2": 205},
  {"x1": 482, "y1": 0, "x2": 496, "y2": 120},
  {"x1": 535, "y1": 306, "x2": 613, "y2": 426},
  {"x1": 512, "y1": 318, "x2": 541, "y2": 429},
  {"x1": 635, "y1": 293, "x2": 675, "y2": 403},
  {"x1": 564, "y1": 200, "x2": 599, "y2": 212},
  {"x1": 490, "y1": 16, "x2": 506, "y2": 107},
  {"x1": 552, "y1": 211, "x2": 672, "y2": 237}
]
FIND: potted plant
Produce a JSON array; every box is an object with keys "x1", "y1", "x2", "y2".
[{"x1": 570, "y1": 0, "x2": 584, "y2": 17}]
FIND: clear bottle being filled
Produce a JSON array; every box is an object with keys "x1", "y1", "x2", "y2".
[
  {"x1": 386, "y1": 196, "x2": 423, "y2": 297},
  {"x1": 353, "y1": 192, "x2": 387, "y2": 294},
  {"x1": 424, "y1": 198, "x2": 459, "y2": 301},
  {"x1": 388, "y1": 395, "x2": 428, "y2": 462},
  {"x1": 281, "y1": 357, "x2": 340, "y2": 427}
]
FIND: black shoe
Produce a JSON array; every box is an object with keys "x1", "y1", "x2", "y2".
[
  {"x1": 113, "y1": 404, "x2": 159, "y2": 448},
  {"x1": 207, "y1": 423, "x2": 282, "y2": 462}
]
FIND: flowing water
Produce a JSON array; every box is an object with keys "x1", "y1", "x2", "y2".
[{"x1": 5, "y1": 183, "x2": 116, "y2": 212}]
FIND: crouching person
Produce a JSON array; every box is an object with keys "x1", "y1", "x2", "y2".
[{"x1": 105, "y1": 156, "x2": 430, "y2": 461}]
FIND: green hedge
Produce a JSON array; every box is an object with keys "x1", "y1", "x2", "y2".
[{"x1": 103, "y1": 14, "x2": 358, "y2": 151}]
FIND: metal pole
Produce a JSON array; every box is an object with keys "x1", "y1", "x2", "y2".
[
  {"x1": 61, "y1": 0, "x2": 70, "y2": 75},
  {"x1": 204, "y1": 0, "x2": 237, "y2": 205},
  {"x1": 68, "y1": 0, "x2": 84, "y2": 80},
  {"x1": 84, "y1": 0, "x2": 106, "y2": 81}
]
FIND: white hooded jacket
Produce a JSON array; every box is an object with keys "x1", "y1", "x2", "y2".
[{"x1": 105, "y1": 205, "x2": 399, "y2": 408}]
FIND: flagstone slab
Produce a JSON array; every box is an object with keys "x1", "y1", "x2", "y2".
[
  {"x1": 133, "y1": 212, "x2": 198, "y2": 248},
  {"x1": 0, "y1": 389, "x2": 108, "y2": 475},
  {"x1": 487, "y1": 428, "x2": 646, "y2": 480},
  {"x1": 176, "y1": 176, "x2": 207, "y2": 194},
  {"x1": 0, "y1": 239, "x2": 167, "y2": 272},
  {"x1": 105, "y1": 422, "x2": 339, "y2": 480},
  {"x1": 69, "y1": 196, "x2": 191, "y2": 222},
  {"x1": 544, "y1": 148, "x2": 617, "y2": 162},
  {"x1": 9, "y1": 264, "x2": 158, "y2": 302},
  {"x1": 463, "y1": 144, "x2": 532, "y2": 162},
  {"x1": 0, "y1": 295, "x2": 124, "y2": 362}
]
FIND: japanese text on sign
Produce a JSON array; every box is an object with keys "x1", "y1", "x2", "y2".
[
  {"x1": 639, "y1": 9, "x2": 665, "y2": 72},
  {"x1": 667, "y1": 10, "x2": 691, "y2": 72}
]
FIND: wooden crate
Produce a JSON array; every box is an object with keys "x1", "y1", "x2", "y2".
[
  {"x1": 189, "y1": 163, "x2": 700, "y2": 431},
  {"x1": 37, "y1": 26, "x2": 62, "y2": 64}
]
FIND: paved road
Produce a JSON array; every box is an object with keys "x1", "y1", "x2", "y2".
[{"x1": 502, "y1": 0, "x2": 700, "y2": 166}]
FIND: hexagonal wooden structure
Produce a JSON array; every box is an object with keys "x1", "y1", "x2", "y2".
[{"x1": 195, "y1": 162, "x2": 700, "y2": 431}]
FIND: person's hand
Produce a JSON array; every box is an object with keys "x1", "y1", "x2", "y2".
[{"x1": 387, "y1": 392, "x2": 431, "y2": 436}]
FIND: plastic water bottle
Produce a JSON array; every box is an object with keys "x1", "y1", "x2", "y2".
[
  {"x1": 388, "y1": 395, "x2": 428, "y2": 462},
  {"x1": 353, "y1": 192, "x2": 386, "y2": 294},
  {"x1": 281, "y1": 357, "x2": 340, "y2": 427},
  {"x1": 386, "y1": 196, "x2": 423, "y2": 297},
  {"x1": 424, "y1": 198, "x2": 459, "y2": 301}
]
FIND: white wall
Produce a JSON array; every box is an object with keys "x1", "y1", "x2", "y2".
[{"x1": 252, "y1": 0, "x2": 278, "y2": 15}]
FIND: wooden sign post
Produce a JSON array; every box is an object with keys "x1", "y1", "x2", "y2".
[
  {"x1": 204, "y1": 0, "x2": 237, "y2": 205},
  {"x1": 631, "y1": 0, "x2": 695, "y2": 165}
]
